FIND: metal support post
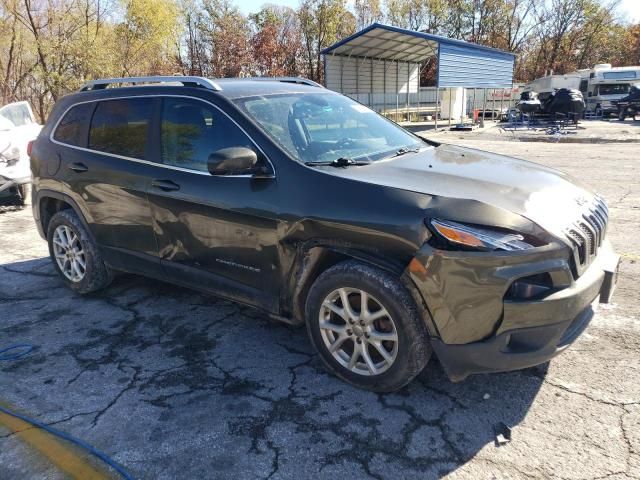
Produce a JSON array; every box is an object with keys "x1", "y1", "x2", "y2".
[{"x1": 435, "y1": 87, "x2": 439, "y2": 130}]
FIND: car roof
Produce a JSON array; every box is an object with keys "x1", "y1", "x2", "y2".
[
  {"x1": 72, "y1": 77, "x2": 331, "y2": 102},
  {"x1": 212, "y1": 79, "x2": 330, "y2": 99}
]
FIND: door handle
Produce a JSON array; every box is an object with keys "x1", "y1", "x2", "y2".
[
  {"x1": 68, "y1": 162, "x2": 88, "y2": 173},
  {"x1": 151, "y1": 179, "x2": 180, "y2": 192}
]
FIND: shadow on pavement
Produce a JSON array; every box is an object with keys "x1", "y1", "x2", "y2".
[{"x1": 1, "y1": 257, "x2": 546, "y2": 479}]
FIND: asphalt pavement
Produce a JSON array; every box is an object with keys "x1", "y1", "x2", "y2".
[{"x1": 0, "y1": 137, "x2": 638, "y2": 479}]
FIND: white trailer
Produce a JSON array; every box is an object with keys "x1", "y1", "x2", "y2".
[{"x1": 524, "y1": 74, "x2": 581, "y2": 94}]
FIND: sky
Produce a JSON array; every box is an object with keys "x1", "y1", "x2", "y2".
[
  {"x1": 618, "y1": 0, "x2": 640, "y2": 23},
  {"x1": 237, "y1": 0, "x2": 640, "y2": 23}
]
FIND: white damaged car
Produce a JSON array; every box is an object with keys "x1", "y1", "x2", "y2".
[{"x1": 0, "y1": 101, "x2": 42, "y2": 205}]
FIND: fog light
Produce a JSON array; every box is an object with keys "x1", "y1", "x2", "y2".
[{"x1": 506, "y1": 273, "x2": 553, "y2": 300}]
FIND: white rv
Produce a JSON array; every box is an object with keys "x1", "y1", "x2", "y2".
[
  {"x1": 575, "y1": 64, "x2": 640, "y2": 115},
  {"x1": 525, "y1": 64, "x2": 640, "y2": 116}
]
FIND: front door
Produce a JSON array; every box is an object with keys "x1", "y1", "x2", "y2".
[{"x1": 145, "y1": 96, "x2": 281, "y2": 311}]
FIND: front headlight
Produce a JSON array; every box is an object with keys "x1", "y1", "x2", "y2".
[{"x1": 429, "y1": 219, "x2": 535, "y2": 251}]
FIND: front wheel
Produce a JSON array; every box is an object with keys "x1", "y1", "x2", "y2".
[
  {"x1": 618, "y1": 108, "x2": 627, "y2": 121},
  {"x1": 305, "y1": 261, "x2": 431, "y2": 392}
]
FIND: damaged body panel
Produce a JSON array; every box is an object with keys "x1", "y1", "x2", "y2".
[{"x1": 30, "y1": 78, "x2": 619, "y2": 389}]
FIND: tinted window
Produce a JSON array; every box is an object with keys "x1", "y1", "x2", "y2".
[
  {"x1": 161, "y1": 97, "x2": 253, "y2": 172},
  {"x1": 89, "y1": 98, "x2": 153, "y2": 159},
  {"x1": 53, "y1": 103, "x2": 94, "y2": 147}
]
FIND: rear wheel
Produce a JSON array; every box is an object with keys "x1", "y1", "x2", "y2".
[
  {"x1": 47, "y1": 209, "x2": 113, "y2": 294},
  {"x1": 618, "y1": 108, "x2": 627, "y2": 121},
  {"x1": 305, "y1": 260, "x2": 431, "y2": 392}
]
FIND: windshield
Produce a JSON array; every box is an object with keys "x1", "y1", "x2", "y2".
[
  {"x1": 235, "y1": 93, "x2": 424, "y2": 164},
  {"x1": 0, "y1": 115, "x2": 14, "y2": 131},
  {"x1": 597, "y1": 83, "x2": 630, "y2": 96}
]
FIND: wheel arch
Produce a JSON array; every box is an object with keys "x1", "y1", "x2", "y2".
[
  {"x1": 36, "y1": 190, "x2": 91, "y2": 240},
  {"x1": 286, "y1": 242, "x2": 410, "y2": 326}
]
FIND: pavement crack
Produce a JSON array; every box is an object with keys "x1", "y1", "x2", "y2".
[{"x1": 91, "y1": 366, "x2": 141, "y2": 428}]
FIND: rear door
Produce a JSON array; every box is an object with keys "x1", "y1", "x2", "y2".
[
  {"x1": 145, "y1": 96, "x2": 281, "y2": 311},
  {"x1": 54, "y1": 97, "x2": 162, "y2": 276}
]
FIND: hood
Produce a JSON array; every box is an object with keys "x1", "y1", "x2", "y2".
[{"x1": 320, "y1": 144, "x2": 599, "y2": 241}]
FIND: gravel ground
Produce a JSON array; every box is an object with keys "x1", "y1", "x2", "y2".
[{"x1": 0, "y1": 138, "x2": 639, "y2": 480}]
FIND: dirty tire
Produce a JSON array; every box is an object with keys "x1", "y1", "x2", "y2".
[
  {"x1": 305, "y1": 260, "x2": 431, "y2": 393},
  {"x1": 47, "y1": 209, "x2": 113, "y2": 294}
]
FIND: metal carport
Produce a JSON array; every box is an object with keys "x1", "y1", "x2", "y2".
[{"x1": 321, "y1": 23, "x2": 516, "y2": 126}]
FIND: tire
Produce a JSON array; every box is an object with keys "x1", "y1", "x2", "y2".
[
  {"x1": 16, "y1": 184, "x2": 29, "y2": 206},
  {"x1": 47, "y1": 209, "x2": 113, "y2": 294},
  {"x1": 595, "y1": 105, "x2": 602, "y2": 118},
  {"x1": 305, "y1": 260, "x2": 431, "y2": 392},
  {"x1": 618, "y1": 108, "x2": 626, "y2": 121}
]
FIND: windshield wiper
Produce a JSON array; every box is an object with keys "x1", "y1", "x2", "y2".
[
  {"x1": 390, "y1": 146, "x2": 422, "y2": 158},
  {"x1": 304, "y1": 157, "x2": 371, "y2": 167}
]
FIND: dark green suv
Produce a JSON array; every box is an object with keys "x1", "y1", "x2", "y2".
[{"x1": 30, "y1": 76, "x2": 619, "y2": 392}]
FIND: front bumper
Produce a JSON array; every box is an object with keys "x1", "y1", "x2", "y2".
[{"x1": 409, "y1": 241, "x2": 619, "y2": 381}]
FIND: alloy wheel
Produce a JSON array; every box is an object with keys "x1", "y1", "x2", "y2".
[
  {"x1": 52, "y1": 225, "x2": 86, "y2": 282},
  {"x1": 319, "y1": 287, "x2": 398, "y2": 376}
]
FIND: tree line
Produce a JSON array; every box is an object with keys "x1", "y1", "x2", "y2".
[{"x1": 1, "y1": 0, "x2": 638, "y2": 120}]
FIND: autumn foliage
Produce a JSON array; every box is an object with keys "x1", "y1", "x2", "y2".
[{"x1": 0, "y1": 0, "x2": 637, "y2": 120}]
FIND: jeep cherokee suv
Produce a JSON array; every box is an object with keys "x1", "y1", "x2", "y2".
[{"x1": 30, "y1": 76, "x2": 620, "y2": 392}]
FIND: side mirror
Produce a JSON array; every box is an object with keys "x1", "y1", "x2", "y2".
[{"x1": 208, "y1": 147, "x2": 259, "y2": 176}]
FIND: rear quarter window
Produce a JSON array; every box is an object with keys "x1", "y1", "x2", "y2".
[
  {"x1": 88, "y1": 98, "x2": 153, "y2": 159},
  {"x1": 53, "y1": 103, "x2": 94, "y2": 147}
]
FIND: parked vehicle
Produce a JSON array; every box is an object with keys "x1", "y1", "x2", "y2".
[
  {"x1": 526, "y1": 64, "x2": 640, "y2": 116},
  {"x1": 578, "y1": 65, "x2": 640, "y2": 116},
  {"x1": 30, "y1": 76, "x2": 620, "y2": 392},
  {"x1": 0, "y1": 101, "x2": 42, "y2": 205},
  {"x1": 615, "y1": 83, "x2": 640, "y2": 120}
]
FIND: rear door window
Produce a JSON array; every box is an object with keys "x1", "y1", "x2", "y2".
[
  {"x1": 160, "y1": 97, "x2": 253, "y2": 172},
  {"x1": 89, "y1": 98, "x2": 153, "y2": 159},
  {"x1": 53, "y1": 103, "x2": 94, "y2": 147}
]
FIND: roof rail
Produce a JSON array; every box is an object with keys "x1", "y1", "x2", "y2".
[
  {"x1": 79, "y1": 76, "x2": 222, "y2": 92},
  {"x1": 248, "y1": 77, "x2": 323, "y2": 88}
]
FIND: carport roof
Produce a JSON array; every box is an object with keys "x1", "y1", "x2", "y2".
[{"x1": 321, "y1": 23, "x2": 515, "y2": 63}]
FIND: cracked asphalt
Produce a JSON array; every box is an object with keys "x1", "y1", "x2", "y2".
[{"x1": 1, "y1": 137, "x2": 639, "y2": 479}]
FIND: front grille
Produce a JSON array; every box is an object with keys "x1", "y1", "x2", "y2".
[{"x1": 564, "y1": 196, "x2": 608, "y2": 277}]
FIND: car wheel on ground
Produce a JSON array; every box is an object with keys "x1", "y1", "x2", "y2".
[
  {"x1": 305, "y1": 260, "x2": 431, "y2": 392},
  {"x1": 47, "y1": 209, "x2": 113, "y2": 294}
]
